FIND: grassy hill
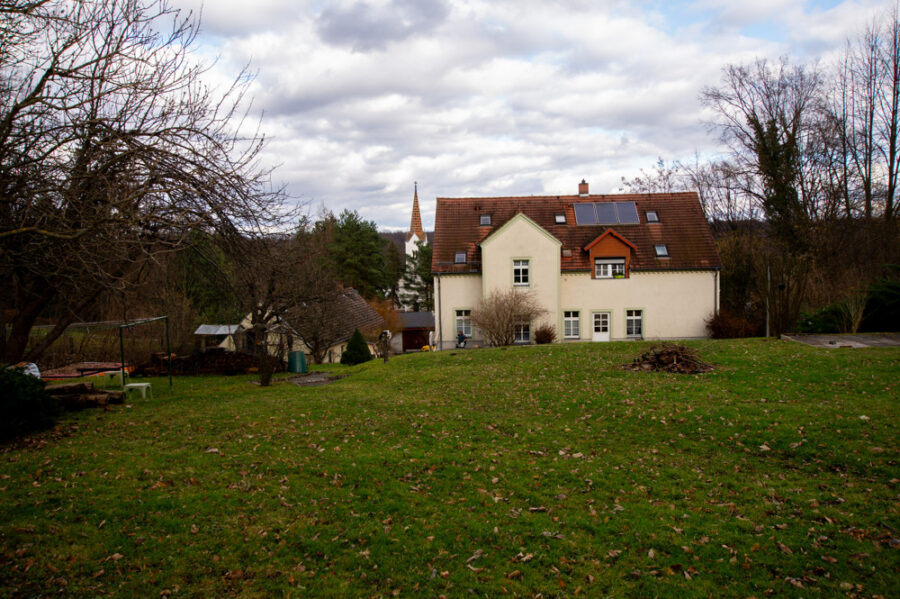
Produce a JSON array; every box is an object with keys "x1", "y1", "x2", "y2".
[{"x1": 2, "y1": 339, "x2": 898, "y2": 597}]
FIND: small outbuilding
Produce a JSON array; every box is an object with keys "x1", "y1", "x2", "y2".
[
  {"x1": 398, "y1": 311, "x2": 435, "y2": 352},
  {"x1": 193, "y1": 324, "x2": 240, "y2": 352}
]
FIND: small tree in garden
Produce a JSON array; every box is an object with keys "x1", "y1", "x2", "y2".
[
  {"x1": 340, "y1": 330, "x2": 372, "y2": 366},
  {"x1": 471, "y1": 289, "x2": 547, "y2": 346}
]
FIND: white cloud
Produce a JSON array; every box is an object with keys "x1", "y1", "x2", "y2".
[{"x1": 166, "y1": 0, "x2": 886, "y2": 229}]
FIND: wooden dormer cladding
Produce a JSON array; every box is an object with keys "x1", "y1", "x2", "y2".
[{"x1": 583, "y1": 229, "x2": 637, "y2": 278}]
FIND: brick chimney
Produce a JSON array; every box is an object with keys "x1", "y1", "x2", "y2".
[{"x1": 578, "y1": 179, "x2": 589, "y2": 196}]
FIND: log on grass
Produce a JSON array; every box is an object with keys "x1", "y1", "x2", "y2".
[
  {"x1": 56, "y1": 390, "x2": 123, "y2": 410},
  {"x1": 57, "y1": 394, "x2": 94, "y2": 410},
  {"x1": 46, "y1": 382, "x2": 95, "y2": 395},
  {"x1": 105, "y1": 391, "x2": 125, "y2": 404}
]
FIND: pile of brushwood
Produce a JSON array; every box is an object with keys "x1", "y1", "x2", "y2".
[{"x1": 623, "y1": 343, "x2": 713, "y2": 374}]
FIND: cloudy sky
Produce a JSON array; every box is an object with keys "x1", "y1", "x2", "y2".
[{"x1": 169, "y1": 0, "x2": 889, "y2": 230}]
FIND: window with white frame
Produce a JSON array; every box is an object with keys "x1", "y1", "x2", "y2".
[
  {"x1": 563, "y1": 311, "x2": 580, "y2": 338},
  {"x1": 480, "y1": 214, "x2": 491, "y2": 226},
  {"x1": 514, "y1": 321, "x2": 530, "y2": 343},
  {"x1": 455, "y1": 309, "x2": 472, "y2": 337},
  {"x1": 554, "y1": 213, "x2": 566, "y2": 224},
  {"x1": 454, "y1": 251, "x2": 466, "y2": 264},
  {"x1": 626, "y1": 309, "x2": 643, "y2": 337},
  {"x1": 513, "y1": 259, "x2": 530, "y2": 286},
  {"x1": 646, "y1": 210, "x2": 659, "y2": 222},
  {"x1": 594, "y1": 258, "x2": 625, "y2": 279},
  {"x1": 655, "y1": 244, "x2": 669, "y2": 257}
]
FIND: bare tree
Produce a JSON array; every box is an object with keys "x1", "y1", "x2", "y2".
[
  {"x1": 702, "y1": 58, "x2": 823, "y2": 251},
  {"x1": 0, "y1": 0, "x2": 284, "y2": 365},
  {"x1": 222, "y1": 219, "x2": 343, "y2": 382},
  {"x1": 824, "y1": 7, "x2": 900, "y2": 223},
  {"x1": 846, "y1": 23, "x2": 879, "y2": 218},
  {"x1": 470, "y1": 289, "x2": 547, "y2": 347},
  {"x1": 619, "y1": 158, "x2": 689, "y2": 194},
  {"x1": 878, "y1": 8, "x2": 900, "y2": 222}
]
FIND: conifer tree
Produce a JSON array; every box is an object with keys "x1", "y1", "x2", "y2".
[{"x1": 340, "y1": 329, "x2": 372, "y2": 365}]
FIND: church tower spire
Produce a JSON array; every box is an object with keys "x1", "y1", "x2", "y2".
[
  {"x1": 407, "y1": 181, "x2": 425, "y2": 243},
  {"x1": 404, "y1": 182, "x2": 427, "y2": 258}
]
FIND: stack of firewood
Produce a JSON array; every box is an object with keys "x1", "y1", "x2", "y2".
[
  {"x1": 45, "y1": 382, "x2": 125, "y2": 410},
  {"x1": 623, "y1": 343, "x2": 713, "y2": 374}
]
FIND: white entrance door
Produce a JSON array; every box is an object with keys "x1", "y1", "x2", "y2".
[{"x1": 592, "y1": 312, "x2": 611, "y2": 342}]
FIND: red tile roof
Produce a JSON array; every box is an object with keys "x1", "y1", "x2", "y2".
[{"x1": 431, "y1": 191, "x2": 720, "y2": 274}]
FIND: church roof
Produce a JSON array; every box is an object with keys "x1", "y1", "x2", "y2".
[{"x1": 406, "y1": 182, "x2": 427, "y2": 242}]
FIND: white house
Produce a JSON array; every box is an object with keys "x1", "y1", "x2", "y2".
[{"x1": 431, "y1": 180, "x2": 721, "y2": 349}]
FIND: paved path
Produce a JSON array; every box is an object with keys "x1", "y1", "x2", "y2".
[{"x1": 782, "y1": 333, "x2": 900, "y2": 348}]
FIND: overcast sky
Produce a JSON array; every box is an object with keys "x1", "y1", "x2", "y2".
[{"x1": 169, "y1": 0, "x2": 890, "y2": 230}]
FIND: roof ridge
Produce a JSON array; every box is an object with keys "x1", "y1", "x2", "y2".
[{"x1": 437, "y1": 191, "x2": 699, "y2": 202}]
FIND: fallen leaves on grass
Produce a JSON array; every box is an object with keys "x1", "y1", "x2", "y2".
[{"x1": 512, "y1": 552, "x2": 534, "y2": 563}]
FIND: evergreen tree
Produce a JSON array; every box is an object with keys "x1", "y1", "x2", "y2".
[
  {"x1": 748, "y1": 117, "x2": 807, "y2": 251},
  {"x1": 340, "y1": 329, "x2": 372, "y2": 365},
  {"x1": 383, "y1": 241, "x2": 403, "y2": 303},
  {"x1": 325, "y1": 210, "x2": 394, "y2": 299}
]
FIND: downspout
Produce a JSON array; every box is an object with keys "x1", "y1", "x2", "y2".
[
  {"x1": 714, "y1": 269, "x2": 719, "y2": 315},
  {"x1": 435, "y1": 272, "x2": 442, "y2": 351}
]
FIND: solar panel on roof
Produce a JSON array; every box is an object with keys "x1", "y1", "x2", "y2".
[
  {"x1": 574, "y1": 201, "x2": 644, "y2": 225},
  {"x1": 615, "y1": 201, "x2": 639, "y2": 224},
  {"x1": 594, "y1": 203, "x2": 617, "y2": 224},
  {"x1": 573, "y1": 203, "x2": 597, "y2": 224}
]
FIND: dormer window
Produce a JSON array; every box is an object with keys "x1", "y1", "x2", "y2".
[
  {"x1": 455, "y1": 251, "x2": 467, "y2": 264},
  {"x1": 595, "y1": 258, "x2": 625, "y2": 279},
  {"x1": 655, "y1": 244, "x2": 669, "y2": 257},
  {"x1": 646, "y1": 210, "x2": 659, "y2": 223},
  {"x1": 480, "y1": 214, "x2": 491, "y2": 226},
  {"x1": 554, "y1": 213, "x2": 566, "y2": 224}
]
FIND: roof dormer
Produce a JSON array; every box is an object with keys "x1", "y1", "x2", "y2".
[{"x1": 584, "y1": 229, "x2": 637, "y2": 279}]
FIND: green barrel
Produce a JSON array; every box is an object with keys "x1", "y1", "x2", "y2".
[{"x1": 288, "y1": 351, "x2": 307, "y2": 373}]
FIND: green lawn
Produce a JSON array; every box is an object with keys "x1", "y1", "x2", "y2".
[{"x1": 2, "y1": 339, "x2": 898, "y2": 597}]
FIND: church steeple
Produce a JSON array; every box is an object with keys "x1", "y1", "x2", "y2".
[{"x1": 406, "y1": 181, "x2": 426, "y2": 243}]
